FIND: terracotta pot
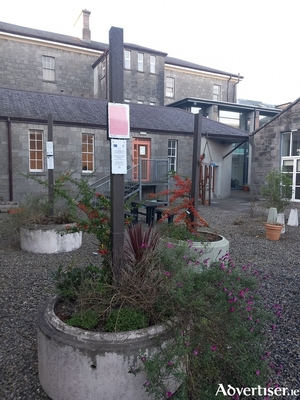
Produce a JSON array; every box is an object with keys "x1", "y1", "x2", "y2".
[{"x1": 265, "y1": 223, "x2": 283, "y2": 241}]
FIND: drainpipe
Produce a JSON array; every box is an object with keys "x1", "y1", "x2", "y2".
[
  {"x1": 226, "y1": 75, "x2": 232, "y2": 102},
  {"x1": 7, "y1": 117, "x2": 13, "y2": 201},
  {"x1": 232, "y1": 73, "x2": 240, "y2": 103}
]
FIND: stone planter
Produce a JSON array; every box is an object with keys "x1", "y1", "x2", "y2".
[
  {"x1": 20, "y1": 223, "x2": 82, "y2": 253},
  {"x1": 170, "y1": 231, "x2": 229, "y2": 268},
  {"x1": 38, "y1": 296, "x2": 178, "y2": 400}
]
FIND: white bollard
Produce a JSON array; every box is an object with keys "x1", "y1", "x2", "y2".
[
  {"x1": 267, "y1": 207, "x2": 278, "y2": 224},
  {"x1": 287, "y1": 209, "x2": 299, "y2": 226}
]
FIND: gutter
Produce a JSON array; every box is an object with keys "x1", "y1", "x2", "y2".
[{"x1": 7, "y1": 117, "x2": 13, "y2": 201}]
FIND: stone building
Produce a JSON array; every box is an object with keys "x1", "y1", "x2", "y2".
[
  {"x1": 0, "y1": 10, "x2": 262, "y2": 203},
  {"x1": 0, "y1": 10, "x2": 241, "y2": 106},
  {"x1": 251, "y1": 97, "x2": 300, "y2": 202},
  {"x1": 0, "y1": 87, "x2": 248, "y2": 202}
]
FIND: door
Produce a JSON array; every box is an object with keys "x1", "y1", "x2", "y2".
[{"x1": 132, "y1": 138, "x2": 151, "y2": 181}]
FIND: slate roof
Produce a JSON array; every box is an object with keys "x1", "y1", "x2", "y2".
[
  {"x1": 165, "y1": 57, "x2": 242, "y2": 79},
  {"x1": 0, "y1": 21, "x2": 239, "y2": 78},
  {"x1": 0, "y1": 21, "x2": 107, "y2": 51},
  {"x1": 0, "y1": 87, "x2": 248, "y2": 141}
]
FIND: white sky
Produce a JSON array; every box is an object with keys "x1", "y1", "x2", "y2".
[{"x1": 2, "y1": 0, "x2": 299, "y2": 105}]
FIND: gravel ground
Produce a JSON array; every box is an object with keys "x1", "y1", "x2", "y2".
[{"x1": 1, "y1": 200, "x2": 300, "y2": 399}]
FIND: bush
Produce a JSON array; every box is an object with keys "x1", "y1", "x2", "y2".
[{"x1": 260, "y1": 169, "x2": 293, "y2": 212}]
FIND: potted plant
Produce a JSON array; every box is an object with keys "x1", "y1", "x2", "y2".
[
  {"x1": 4, "y1": 190, "x2": 82, "y2": 253},
  {"x1": 149, "y1": 173, "x2": 229, "y2": 265},
  {"x1": 243, "y1": 183, "x2": 250, "y2": 191},
  {"x1": 36, "y1": 171, "x2": 275, "y2": 399},
  {"x1": 260, "y1": 169, "x2": 293, "y2": 240}
]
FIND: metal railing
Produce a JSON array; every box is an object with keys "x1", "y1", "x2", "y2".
[{"x1": 89, "y1": 158, "x2": 170, "y2": 201}]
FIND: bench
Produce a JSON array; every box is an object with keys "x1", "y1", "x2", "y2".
[
  {"x1": 124, "y1": 210, "x2": 138, "y2": 225},
  {"x1": 155, "y1": 207, "x2": 176, "y2": 224}
]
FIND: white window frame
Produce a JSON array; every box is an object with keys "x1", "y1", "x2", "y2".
[
  {"x1": 150, "y1": 55, "x2": 156, "y2": 74},
  {"x1": 42, "y1": 56, "x2": 55, "y2": 81},
  {"x1": 281, "y1": 131, "x2": 300, "y2": 201},
  {"x1": 82, "y1": 133, "x2": 94, "y2": 173},
  {"x1": 213, "y1": 84, "x2": 221, "y2": 101},
  {"x1": 168, "y1": 139, "x2": 177, "y2": 172},
  {"x1": 29, "y1": 130, "x2": 44, "y2": 172},
  {"x1": 138, "y1": 53, "x2": 144, "y2": 72},
  {"x1": 124, "y1": 50, "x2": 131, "y2": 69},
  {"x1": 165, "y1": 77, "x2": 175, "y2": 98}
]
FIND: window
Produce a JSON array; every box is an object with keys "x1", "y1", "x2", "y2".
[
  {"x1": 150, "y1": 102, "x2": 156, "y2": 106},
  {"x1": 219, "y1": 110, "x2": 240, "y2": 128},
  {"x1": 138, "y1": 53, "x2": 144, "y2": 72},
  {"x1": 42, "y1": 56, "x2": 55, "y2": 81},
  {"x1": 213, "y1": 84, "x2": 221, "y2": 101},
  {"x1": 82, "y1": 134, "x2": 94, "y2": 173},
  {"x1": 150, "y1": 56, "x2": 156, "y2": 74},
  {"x1": 29, "y1": 130, "x2": 44, "y2": 171},
  {"x1": 168, "y1": 140, "x2": 177, "y2": 172},
  {"x1": 281, "y1": 130, "x2": 300, "y2": 201},
  {"x1": 166, "y1": 77, "x2": 175, "y2": 98},
  {"x1": 138, "y1": 100, "x2": 144, "y2": 104},
  {"x1": 124, "y1": 50, "x2": 131, "y2": 69}
]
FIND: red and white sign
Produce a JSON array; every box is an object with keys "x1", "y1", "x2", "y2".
[{"x1": 108, "y1": 103, "x2": 130, "y2": 139}]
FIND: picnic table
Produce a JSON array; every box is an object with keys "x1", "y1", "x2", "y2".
[{"x1": 131, "y1": 200, "x2": 168, "y2": 226}]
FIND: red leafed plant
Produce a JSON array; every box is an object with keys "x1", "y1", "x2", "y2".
[{"x1": 149, "y1": 173, "x2": 208, "y2": 233}]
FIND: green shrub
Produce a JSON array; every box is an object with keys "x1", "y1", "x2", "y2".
[
  {"x1": 105, "y1": 307, "x2": 148, "y2": 332},
  {"x1": 66, "y1": 309, "x2": 99, "y2": 330}
]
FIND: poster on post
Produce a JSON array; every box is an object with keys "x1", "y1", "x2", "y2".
[
  {"x1": 111, "y1": 139, "x2": 127, "y2": 174},
  {"x1": 108, "y1": 103, "x2": 130, "y2": 139}
]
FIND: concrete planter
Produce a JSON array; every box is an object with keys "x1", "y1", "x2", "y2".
[
  {"x1": 20, "y1": 224, "x2": 82, "y2": 253},
  {"x1": 38, "y1": 296, "x2": 178, "y2": 400},
  {"x1": 169, "y1": 231, "x2": 229, "y2": 268}
]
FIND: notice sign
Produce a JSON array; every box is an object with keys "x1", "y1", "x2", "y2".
[
  {"x1": 111, "y1": 139, "x2": 127, "y2": 174},
  {"x1": 108, "y1": 103, "x2": 130, "y2": 139}
]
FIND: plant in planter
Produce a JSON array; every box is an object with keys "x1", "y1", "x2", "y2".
[
  {"x1": 36, "y1": 172, "x2": 276, "y2": 399},
  {"x1": 38, "y1": 227, "x2": 276, "y2": 400},
  {"x1": 260, "y1": 169, "x2": 293, "y2": 239},
  {"x1": 149, "y1": 173, "x2": 229, "y2": 265},
  {"x1": 2, "y1": 191, "x2": 82, "y2": 253},
  {"x1": 260, "y1": 169, "x2": 293, "y2": 214}
]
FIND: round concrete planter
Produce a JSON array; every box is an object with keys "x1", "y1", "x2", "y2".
[
  {"x1": 38, "y1": 296, "x2": 178, "y2": 400},
  {"x1": 169, "y1": 231, "x2": 229, "y2": 269},
  {"x1": 20, "y1": 224, "x2": 82, "y2": 254}
]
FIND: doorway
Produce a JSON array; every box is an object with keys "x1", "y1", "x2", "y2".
[{"x1": 132, "y1": 138, "x2": 151, "y2": 181}]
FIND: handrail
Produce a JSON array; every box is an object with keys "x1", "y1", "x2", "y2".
[{"x1": 89, "y1": 158, "x2": 170, "y2": 200}]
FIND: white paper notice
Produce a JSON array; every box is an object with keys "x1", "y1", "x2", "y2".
[
  {"x1": 47, "y1": 155, "x2": 54, "y2": 170},
  {"x1": 111, "y1": 139, "x2": 127, "y2": 174}
]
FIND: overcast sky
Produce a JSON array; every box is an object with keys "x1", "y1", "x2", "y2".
[{"x1": 2, "y1": 0, "x2": 299, "y2": 106}]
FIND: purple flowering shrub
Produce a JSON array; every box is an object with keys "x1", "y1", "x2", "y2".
[{"x1": 130, "y1": 250, "x2": 278, "y2": 400}]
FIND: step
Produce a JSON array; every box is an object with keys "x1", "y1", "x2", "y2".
[{"x1": 0, "y1": 202, "x2": 19, "y2": 213}]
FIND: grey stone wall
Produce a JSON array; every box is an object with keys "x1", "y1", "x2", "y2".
[
  {"x1": 0, "y1": 122, "x2": 111, "y2": 201},
  {"x1": 123, "y1": 52, "x2": 165, "y2": 105},
  {"x1": 164, "y1": 67, "x2": 236, "y2": 105},
  {"x1": 251, "y1": 101, "x2": 300, "y2": 196},
  {"x1": 0, "y1": 121, "x2": 194, "y2": 201},
  {"x1": 0, "y1": 38, "x2": 98, "y2": 97}
]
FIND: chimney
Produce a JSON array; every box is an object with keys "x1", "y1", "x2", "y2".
[{"x1": 74, "y1": 9, "x2": 91, "y2": 41}]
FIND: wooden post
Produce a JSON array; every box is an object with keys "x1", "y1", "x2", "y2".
[
  {"x1": 190, "y1": 112, "x2": 202, "y2": 221},
  {"x1": 109, "y1": 27, "x2": 125, "y2": 276}
]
